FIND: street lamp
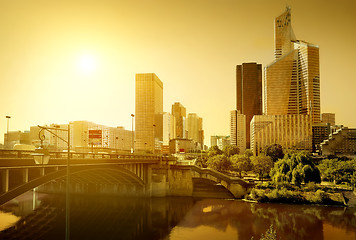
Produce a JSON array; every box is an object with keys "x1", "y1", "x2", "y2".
[
  {"x1": 131, "y1": 114, "x2": 135, "y2": 153},
  {"x1": 5, "y1": 116, "x2": 11, "y2": 149},
  {"x1": 153, "y1": 124, "x2": 156, "y2": 154},
  {"x1": 37, "y1": 125, "x2": 70, "y2": 240}
]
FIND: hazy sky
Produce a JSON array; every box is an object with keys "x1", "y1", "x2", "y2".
[{"x1": 1, "y1": 0, "x2": 355, "y2": 146}]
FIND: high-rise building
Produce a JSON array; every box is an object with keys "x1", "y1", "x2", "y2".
[
  {"x1": 171, "y1": 102, "x2": 186, "y2": 139},
  {"x1": 230, "y1": 110, "x2": 246, "y2": 153},
  {"x1": 186, "y1": 113, "x2": 204, "y2": 149},
  {"x1": 135, "y1": 73, "x2": 163, "y2": 153},
  {"x1": 264, "y1": 8, "x2": 321, "y2": 124},
  {"x1": 250, "y1": 114, "x2": 312, "y2": 155},
  {"x1": 321, "y1": 113, "x2": 336, "y2": 126},
  {"x1": 236, "y1": 62, "x2": 262, "y2": 148}
]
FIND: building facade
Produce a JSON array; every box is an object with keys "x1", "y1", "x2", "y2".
[
  {"x1": 135, "y1": 73, "x2": 163, "y2": 153},
  {"x1": 171, "y1": 102, "x2": 187, "y2": 139},
  {"x1": 321, "y1": 127, "x2": 356, "y2": 156},
  {"x1": 312, "y1": 123, "x2": 331, "y2": 153},
  {"x1": 210, "y1": 135, "x2": 230, "y2": 150},
  {"x1": 264, "y1": 8, "x2": 321, "y2": 124},
  {"x1": 321, "y1": 113, "x2": 336, "y2": 126},
  {"x1": 236, "y1": 62, "x2": 262, "y2": 148},
  {"x1": 250, "y1": 114, "x2": 312, "y2": 156},
  {"x1": 230, "y1": 110, "x2": 246, "y2": 153},
  {"x1": 186, "y1": 113, "x2": 204, "y2": 149}
]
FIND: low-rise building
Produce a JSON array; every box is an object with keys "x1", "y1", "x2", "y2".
[
  {"x1": 251, "y1": 114, "x2": 312, "y2": 155},
  {"x1": 321, "y1": 127, "x2": 356, "y2": 156}
]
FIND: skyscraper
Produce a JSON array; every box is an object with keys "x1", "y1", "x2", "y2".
[
  {"x1": 135, "y1": 73, "x2": 163, "y2": 153},
  {"x1": 236, "y1": 62, "x2": 262, "y2": 148},
  {"x1": 171, "y1": 102, "x2": 186, "y2": 139},
  {"x1": 230, "y1": 110, "x2": 246, "y2": 153},
  {"x1": 186, "y1": 113, "x2": 204, "y2": 149},
  {"x1": 264, "y1": 7, "x2": 321, "y2": 123}
]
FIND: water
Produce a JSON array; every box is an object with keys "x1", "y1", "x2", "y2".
[{"x1": 0, "y1": 191, "x2": 355, "y2": 240}]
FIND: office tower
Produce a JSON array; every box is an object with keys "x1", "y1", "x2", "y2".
[
  {"x1": 236, "y1": 62, "x2": 262, "y2": 148},
  {"x1": 135, "y1": 73, "x2": 163, "y2": 153},
  {"x1": 264, "y1": 7, "x2": 321, "y2": 124},
  {"x1": 250, "y1": 114, "x2": 312, "y2": 155},
  {"x1": 274, "y1": 6, "x2": 295, "y2": 59},
  {"x1": 162, "y1": 112, "x2": 174, "y2": 153},
  {"x1": 230, "y1": 110, "x2": 246, "y2": 153},
  {"x1": 321, "y1": 113, "x2": 336, "y2": 126},
  {"x1": 186, "y1": 113, "x2": 204, "y2": 149},
  {"x1": 171, "y1": 102, "x2": 186, "y2": 139}
]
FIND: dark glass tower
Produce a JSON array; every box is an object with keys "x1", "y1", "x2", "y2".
[{"x1": 236, "y1": 62, "x2": 262, "y2": 149}]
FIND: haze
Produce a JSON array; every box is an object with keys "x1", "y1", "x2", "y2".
[{"x1": 1, "y1": 0, "x2": 355, "y2": 145}]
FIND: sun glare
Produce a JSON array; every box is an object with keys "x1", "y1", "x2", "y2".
[{"x1": 77, "y1": 54, "x2": 97, "y2": 75}]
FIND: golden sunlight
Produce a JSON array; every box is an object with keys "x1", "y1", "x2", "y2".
[{"x1": 77, "y1": 54, "x2": 98, "y2": 75}]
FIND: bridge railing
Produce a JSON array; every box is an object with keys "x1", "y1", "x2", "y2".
[
  {"x1": 0, "y1": 149, "x2": 176, "y2": 166},
  {"x1": 189, "y1": 165, "x2": 252, "y2": 185}
]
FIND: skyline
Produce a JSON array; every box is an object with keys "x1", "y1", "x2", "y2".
[{"x1": 1, "y1": 0, "x2": 356, "y2": 146}]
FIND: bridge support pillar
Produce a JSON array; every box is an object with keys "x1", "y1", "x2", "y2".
[
  {"x1": 228, "y1": 183, "x2": 248, "y2": 198},
  {"x1": 22, "y1": 168, "x2": 29, "y2": 183},
  {"x1": 2, "y1": 169, "x2": 9, "y2": 193}
]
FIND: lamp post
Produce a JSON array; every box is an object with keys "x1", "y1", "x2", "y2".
[
  {"x1": 153, "y1": 124, "x2": 156, "y2": 154},
  {"x1": 131, "y1": 114, "x2": 135, "y2": 153},
  {"x1": 5, "y1": 116, "x2": 11, "y2": 149},
  {"x1": 37, "y1": 125, "x2": 70, "y2": 240}
]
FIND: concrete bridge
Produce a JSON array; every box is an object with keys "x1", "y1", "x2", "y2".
[{"x1": 0, "y1": 150, "x2": 253, "y2": 205}]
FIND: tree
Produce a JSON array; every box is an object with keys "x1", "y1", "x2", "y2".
[
  {"x1": 251, "y1": 154, "x2": 274, "y2": 182},
  {"x1": 231, "y1": 154, "x2": 252, "y2": 177},
  {"x1": 222, "y1": 145, "x2": 239, "y2": 157},
  {"x1": 318, "y1": 158, "x2": 356, "y2": 185},
  {"x1": 208, "y1": 145, "x2": 223, "y2": 158},
  {"x1": 263, "y1": 144, "x2": 284, "y2": 162},
  {"x1": 270, "y1": 151, "x2": 321, "y2": 185},
  {"x1": 206, "y1": 154, "x2": 232, "y2": 172},
  {"x1": 244, "y1": 149, "x2": 253, "y2": 158}
]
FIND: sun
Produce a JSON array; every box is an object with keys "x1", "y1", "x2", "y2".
[{"x1": 77, "y1": 54, "x2": 97, "y2": 75}]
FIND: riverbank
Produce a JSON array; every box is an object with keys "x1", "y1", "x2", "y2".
[{"x1": 245, "y1": 183, "x2": 356, "y2": 207}]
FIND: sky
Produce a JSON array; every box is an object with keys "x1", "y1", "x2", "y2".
[{"x1": 0, "y1": 0, "x2": 355, "y2": 146}]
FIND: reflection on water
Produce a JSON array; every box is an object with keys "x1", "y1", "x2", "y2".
[
  {"x1": 169, "y1": 199, "x2": 356, "y2": 240},
  {"x1": 0, "y1": 192, "x2": 355, "y2": 240}
]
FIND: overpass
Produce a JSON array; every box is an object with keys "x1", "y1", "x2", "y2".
[{"x1": 0, "y1": 150, "x2": 253, "y2": 205}]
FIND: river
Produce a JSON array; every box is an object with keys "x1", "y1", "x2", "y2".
[{"x1": 0, "y1": 191, "x2": 355, "y2": 240}]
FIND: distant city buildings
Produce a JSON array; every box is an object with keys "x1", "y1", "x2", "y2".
[
  {"x1": 3, "y1": 120, "x2": 133, "y2": 152},
  {"x1": 135, "y1": 73, "x2": 163, "y2": 153},
  {"x1": 230, "y1": 110, "x2": 246, "y2": 153},
  {"x1": 168, "y1": 102, "x2": 204, "y2": 153},
  {"x1": 186, "y1": 113, "x2": 204, "y2": 150},
  {"x1": 171, "y1": 102, "x2": 187, "y2": 139},
  {"x1": 236, "y1": 62, "x2": 262, "y2": 148},
  {"x1": 210, "y1": 135, "x2": 230, "y2": 150}
]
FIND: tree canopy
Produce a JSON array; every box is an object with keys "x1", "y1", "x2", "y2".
[
  {"x1": 270, "y1": 151, "x2": 321, "y2": 186},
  {"x1": 263, "y1": 144, "x2": 284, "y2": 162},
  {"x1": 222, "y1": 145, "x2": 239, "y2": 157},
  {"x1": 206, "y1": 154, "x2": 232, "y2": 172},
  {"x1": 251, "y1": 154, "x2": 274, "y2": 182}
]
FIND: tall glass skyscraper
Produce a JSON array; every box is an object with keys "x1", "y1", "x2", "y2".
[
  {"x1": 236, "y1": 62, "x2": 262, "y2": 148},
  {"x1": 264, "y1": 7, "x2": 321, "y2": 124},
  {"x1": 135, "y1": 73, "x2": 163, "y2": 153}
]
